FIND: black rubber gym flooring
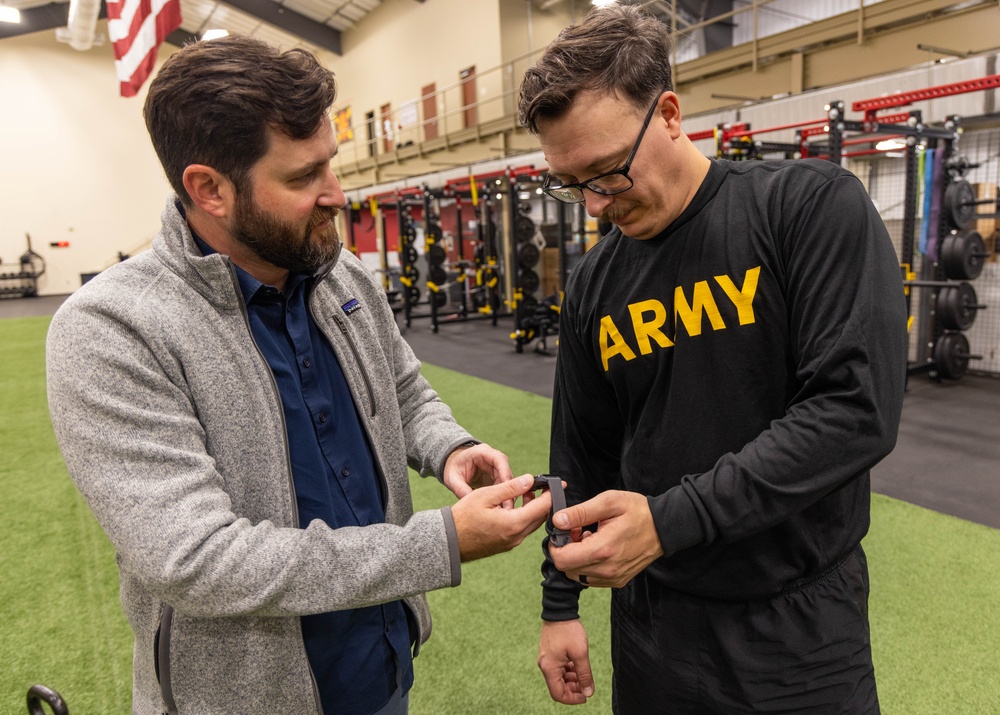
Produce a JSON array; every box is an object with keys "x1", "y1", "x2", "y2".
[{"x1": 4, "y1": 295, "x2": 998, "y2": 530}]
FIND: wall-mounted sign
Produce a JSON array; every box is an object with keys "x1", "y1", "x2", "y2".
[{"x1": 334, "y1": 107, "x2": 353, "y2": 143}]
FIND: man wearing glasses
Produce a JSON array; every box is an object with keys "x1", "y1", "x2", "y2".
[{"x1": 518, "y1": 5, "x2": 906, "y2": 713}]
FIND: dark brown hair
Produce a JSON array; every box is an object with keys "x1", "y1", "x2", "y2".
[
  {"x1": 143, "y1": 35, "x2": 337, "y2": 204},
  {"x1": 518, "y1": 4, "x2": 673, "y2": 133}
]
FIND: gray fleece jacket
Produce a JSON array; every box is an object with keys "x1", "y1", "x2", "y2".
[{"x1": 46, "y1": 197, "x2": 471, "y2": 715}]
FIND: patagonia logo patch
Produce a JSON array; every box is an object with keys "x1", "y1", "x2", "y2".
[{"x1": 342, "y1": 298, "x2": 362, "y2": 315}]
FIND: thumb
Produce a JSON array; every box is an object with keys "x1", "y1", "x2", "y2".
[
  {"x1": 486, "y1": 474, "x2": 533, "y2": 505},
  {"x1": 552, "y1": 491, "x2": 617, "y2": 530},
  {"x1": 572, "y1": 645, "x2": 595, "y2": 698},
  {"x1": 578, "y1": 670, "x2": 595, "y2": 698},
  {"x1": 552, "y1": 503, "x2": 588, "y2": 530}
]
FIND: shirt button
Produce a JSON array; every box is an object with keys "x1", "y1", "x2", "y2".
[
  {"x1": 303, "y1": 358, "x2": 312, "y2": 368},
  {"x1": 341, "y1": 467, "x2": 350, "y2": 477},
  {"x1": 318, "y1": 412, "x2": 327, "y2": 423}
]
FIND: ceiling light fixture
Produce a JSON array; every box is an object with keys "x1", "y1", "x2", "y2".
[
  {"x1": 0, "y1": 5, "x2": 22, "y2": 23},
  {"x1": 876, "y1": 138, "x2": 907, "y2": 152}
]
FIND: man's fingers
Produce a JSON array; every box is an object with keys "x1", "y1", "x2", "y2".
[
  {"x1": 540, "y1": 666, "x2": 588, "y2": 705},
  {"x1": 467, "y1": 474, "x2": 530, "y2": 506},
  {"x1": 489, "y1": 450, "x2": 514, "y2": 482},
  {"x1": 552, "y1": 502, "x2": 591, "y2": 531},
  {"x1": 552, "y1": 490, "x2": 623, "y2": 530},
  {"x1": 516, "y1": 489, "x2": 553, "y2": 527},
  {"x1": 574, "y1": 655, "x2": 596, "y2": 698},
  {"x1": 501, "y1": 474, "x2": 534, "y2": 500},
  {"x1": 466, "y1": 444, "x2": 514, "y2": 484}
]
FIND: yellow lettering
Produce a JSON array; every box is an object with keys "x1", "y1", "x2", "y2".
[
  {"x1": 599, "y1": 314, "x2": 637, "y2": 371},
  {"x1": 714, "y1": 266, "x2": 760, "y2": 326},
  {"x1": 628, "y1": 299, "x2": 674, "y2": 355},
  {"x1": 674, "y1": 281, "x2": 725, "y2": 337}
]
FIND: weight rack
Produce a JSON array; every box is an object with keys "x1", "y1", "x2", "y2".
[{"x1": 689, "y1": 74, "x2": 1000, "y2": 381}]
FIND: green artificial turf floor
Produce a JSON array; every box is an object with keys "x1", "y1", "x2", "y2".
[{"x1": 1, "y1": 316, "x2": 998, "y2": 713}]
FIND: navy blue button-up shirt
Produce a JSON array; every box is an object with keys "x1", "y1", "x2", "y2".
[{"x1": 194, "y1": 236, "x2": 413, "y2": 714}]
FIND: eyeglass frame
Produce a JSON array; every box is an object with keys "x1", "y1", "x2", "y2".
[{"x1": 541, "y1": 91, "x2": 665, "y2": 205}]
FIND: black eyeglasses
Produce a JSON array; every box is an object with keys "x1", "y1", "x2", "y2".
[{"x1": 541, "y1": 92, "x2": 664, "y2": 204}]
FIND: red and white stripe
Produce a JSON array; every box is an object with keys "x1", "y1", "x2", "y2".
[{"x1": 106, "y1": 0, "x2": 182, "y2": 98}]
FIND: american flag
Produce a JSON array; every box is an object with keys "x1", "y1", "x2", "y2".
[{"x1": 106, "y1": 0, "x2": 182, "y2": 98}]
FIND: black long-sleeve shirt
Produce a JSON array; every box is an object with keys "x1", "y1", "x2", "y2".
[{"x1": 543, "y1": 159, "x2": 907, "y2": 618}]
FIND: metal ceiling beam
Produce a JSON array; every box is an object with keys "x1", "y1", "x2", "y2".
[
  {"x1": 0, "y1": 2, "x2": 74, "y2": 41},
  {"x1": 0, "y1": 2, "x2": 194, "y2": 45},
  {"x1": 220, "y1": 0, "x2": 342, "y2": 54}
]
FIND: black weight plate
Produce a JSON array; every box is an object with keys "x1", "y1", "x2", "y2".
[
  {"x1": 518, "y1": 295, "x2": 539, "y2": 325},
  {"x1": 518, "y1": 242, "x2": 540, "y2": 268},
  {"x1": 406, "y1": 286, "x2": 421, "y2": 306},
  {"x1": 933, "y1": 332, "x2": 969, "y2": 380},
  {"x1": 428, "y1": 265, "x2": 447, "y2": 285},
  {"x1": 515, "y1": 215, "x2": 536, "y2": 243},
  {"x1": 426, "y1": 222, "x2": 443, "y2": 239},
  {"x1": 937, "y1": 283, "x2": 979, "y2": 331},
  {"x1": 430, "y1": 291, "x2": 448, "y2": 308},
  {"x1": 944, "y1": 179, "x2": 976, "y2": 231},
  {"x1": 943, "y1": 230, "x2": 986, "y2": 281},
  {"x1": 402, "y1": 246, "x2": 418, "y2": 265},
  {"x1": 427, "y1": 243, "x2": 447, "y2": 266},
  {"x1": 520, "y1": 268, "x2": 540, "y2": 293}
]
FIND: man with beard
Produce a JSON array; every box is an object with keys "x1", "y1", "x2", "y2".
[
  {"x1": 518, "y1": 5, "x2": 906, "y2": 714},
  {"x1": 46, "y1": 36, "x2": 551, "y2": 715}
]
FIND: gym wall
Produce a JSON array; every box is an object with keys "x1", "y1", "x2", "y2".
[
  {"x1": 0, "y1": 0, "x2": 579, "y2": 296},
  {"x1": 0, "y1": 30, "x2": 175, "y2": 296}
]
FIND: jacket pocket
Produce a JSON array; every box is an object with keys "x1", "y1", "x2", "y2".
[{"x1": 153, "y1": 605, "x2": 178, "y2": 715}]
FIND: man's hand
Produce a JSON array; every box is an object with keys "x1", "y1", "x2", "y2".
[
  {"x1": 549, "y1": 490, "x2": 664, "y2": 588},
  {"x1": 450, "y1": 475, "x2": 551, "y2": 562},
  {"x1": 538, "y1": 619, "x2": 594, "y2": 705},
  {"x1": 442, "y1": 442, "x2": 515, "y2": 504}
]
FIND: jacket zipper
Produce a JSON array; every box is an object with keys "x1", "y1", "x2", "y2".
[
  {"x1": 325, "y1": 310, "x2": 391, "y2": 508},
  {"x1": 329, "y1": 311, "x2": 377, "y2": 419},
  {"x1": 225, "y1": 262, "x2": 324, "y2": 715}
]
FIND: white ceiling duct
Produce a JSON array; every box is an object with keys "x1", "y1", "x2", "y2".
[{"x1": 58, "y1": 0, "x2": 102, "y2": 50}]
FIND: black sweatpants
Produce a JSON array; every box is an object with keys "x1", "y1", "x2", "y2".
[{"x1": 611, "y1": 546, "x2": 879, "y2": 714}]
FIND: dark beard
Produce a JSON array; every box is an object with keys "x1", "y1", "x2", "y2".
[{"x1": 232, "y1": 193, "x2": 341, "y2": 275}]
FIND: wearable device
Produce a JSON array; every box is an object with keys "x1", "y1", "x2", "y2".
[{"x1": 532, "y1": 474, "x2": 570, "y2": 546}]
